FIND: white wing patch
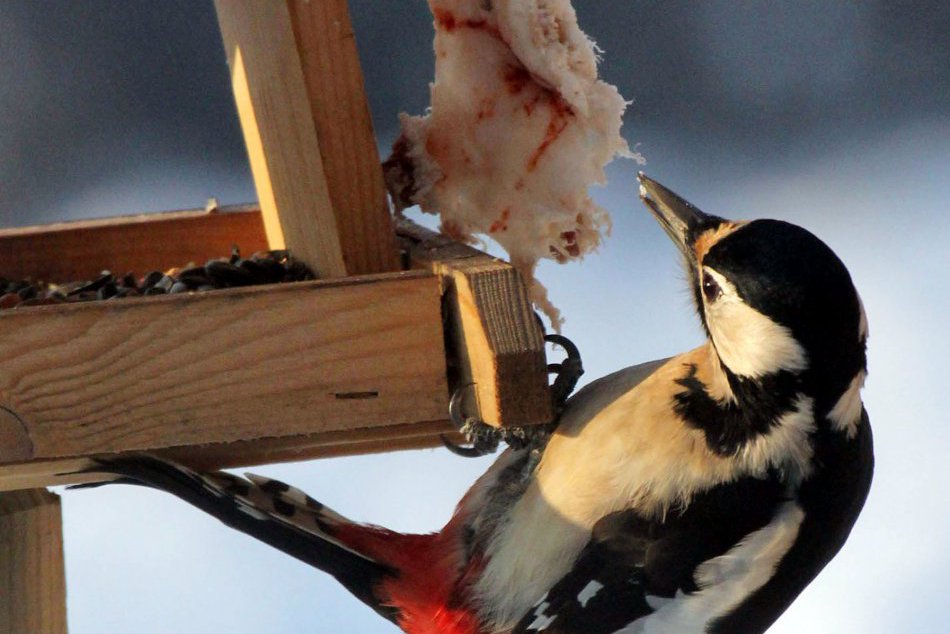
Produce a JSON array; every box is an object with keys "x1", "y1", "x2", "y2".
[
  {"x1": 577, "y1": 580, "x2": 604, "y2": 607},
  {"x1": 526, "y1": 600, "x2": 557, "y2": 631},
  {"x1": 613, "y1": 502, "x2": 805, "y2": 634}
]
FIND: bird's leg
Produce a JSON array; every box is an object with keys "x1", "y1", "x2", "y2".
[
  {"x1": 545, "y1": 333, "x2": 584, "y2": 415},
  {"x1": 441, "y1": 332, "x2": 584, "y2": 458}
]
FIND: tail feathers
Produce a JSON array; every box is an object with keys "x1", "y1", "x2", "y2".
[
  {"x1": 203, "y1": 470, "x2": 358, "y2": 555},
  {"x1": 70, "y1": 455, "x2": 399, "y2": 624}
]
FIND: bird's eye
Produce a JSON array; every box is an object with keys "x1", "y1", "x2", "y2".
[{"x1": 702, "y1": 272, "x2": 722, "y2": 303}]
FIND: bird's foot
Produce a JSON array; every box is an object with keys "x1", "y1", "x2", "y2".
[
  {"x1": 441, "y1": 386, "x2": 501, "y2": 457},
  {"x1": 441, "y1": 418, "x2": 550, "y2": 458},
  {"x1": 441, "y1": 332, "x2": 584, "y2": 458}
]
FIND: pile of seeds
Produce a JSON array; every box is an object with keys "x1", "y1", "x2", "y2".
[{"x1": 0, "y1": 247, "x2": 315, "y2": 310}]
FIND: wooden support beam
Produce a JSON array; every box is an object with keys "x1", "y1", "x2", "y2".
[
  {"x1": 214, "y1": 0, "x2": 398, "y2": 278},
  {"x1": 0, "y1": 272, "x2": 447, "y2": 486},
  {"x1": 214, "y1": 0, "x2": 345, "y2": 278},
  {"x1": 0, "y1": 421, "x2": 464, "y2": 492},
  {"x1": 398, "y1": 220, "x2": 553, "y2": 428},
  {"x1": 0, "y1": 205, "x2": 267, "y2": 282},
  {"x1": 0, "y1": 489, "x2": 67, "y2": 634},
  {"x1": 165, "y1": 420, "x2": 461, "y2": 470},
  {"x1": 286, "y1": 0, "x2": 400, "y2": 276}
]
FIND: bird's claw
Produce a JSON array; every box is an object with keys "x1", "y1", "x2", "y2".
[
  {"x1": 442, "y1": 332, "x2": 584, "y2": 458},
  {"x1": 442, "y1": 421, "x2": 549, "y2": 458},
  {"x1": 441, "y1": 435, "x2": 492, "y2": 458},
  {"x1": 442, "y1": 385, "x2": 502, "y2": 457},
  {"x1": 442, "y1": 385, "x2": 548, "y2": 457},
  {"x1": 545, "y1": 333, "x2": 584, "y2": 414},
  {"x1": 441, "y1": 423, "x2": 500, "y2": 457}
]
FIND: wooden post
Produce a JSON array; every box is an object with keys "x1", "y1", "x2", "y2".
[
  {"x1": 214, "y1": 0, "x2": 399, "y2": 278},
  {"x1": 286, "y1": 0, "x2": 400, "y2": 276},
  {"x1": 0, "y1": 489, "x2": 68, "y2": 634}
]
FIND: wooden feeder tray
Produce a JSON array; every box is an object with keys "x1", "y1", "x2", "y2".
[
  {"x1": 0, "y1": 2, "x2": 553, "y2": 630},
  {"x1": 0, "y1": 212, "x2": 551, "y2": 489}
]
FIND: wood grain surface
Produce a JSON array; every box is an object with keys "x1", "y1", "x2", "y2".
[
  {"x1": 215, "y1": 0, "x2": 347, "y2": 277},
  {"x1": 215, "y1": 0, "x2": 399, "y2": 277},
  {"x1": 398, "y1": 220, "x2": 553, "y2": 427},
  {"x1": 0, "y1": 205, "x2": 268, "y2": 282},
  {"x1": 0, "y1": 489, "x2": 67, "y2": 634},
  {"x1": 286, "y1": 0, "x2": 400, "y2": 275},
  {"x1": 0, "y1": 272, "x2": 447, "y2": 469}
]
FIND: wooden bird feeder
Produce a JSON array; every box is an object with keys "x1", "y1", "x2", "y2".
[{"x1": 0, "y1": 2, "x2": 553, "y2": 630}]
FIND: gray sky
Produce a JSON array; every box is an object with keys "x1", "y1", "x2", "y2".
[{"x1": 1, "y1": 1, "x2": 948, "y2": 632}]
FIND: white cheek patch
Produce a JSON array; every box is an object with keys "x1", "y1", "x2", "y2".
[
  {"x1": 828, "y1": 370, "x2": 866, "y2": 438},
  {"x1": 702, "y1": 268, "x2": 808, "y2": 378}
]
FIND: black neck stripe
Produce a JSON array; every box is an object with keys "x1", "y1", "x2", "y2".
[{"x1": 673, "y1": 364, "x2": 803, "y2": 455}]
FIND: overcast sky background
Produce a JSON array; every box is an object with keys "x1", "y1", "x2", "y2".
[{"x1": 1, "y1": 1, "x2": 948, "y2": 632}]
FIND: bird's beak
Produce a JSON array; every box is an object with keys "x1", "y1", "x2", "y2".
[{"x1": 637, "y1": 172, "x2": 722, "y2": 258}]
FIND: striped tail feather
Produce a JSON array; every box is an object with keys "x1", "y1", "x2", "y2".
[{"x1": 70, "y1": 454, "x2": 399, "y2": 623}]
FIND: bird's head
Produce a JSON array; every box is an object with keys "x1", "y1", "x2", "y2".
[{"x1": 638, "y1": 173, "x2": 867, "y2": 410}]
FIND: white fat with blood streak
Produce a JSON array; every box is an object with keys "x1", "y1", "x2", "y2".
[{"x1": 384, "y1": 0, "x2": 637, "y2": 327}]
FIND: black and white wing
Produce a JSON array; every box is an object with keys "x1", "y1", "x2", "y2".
[
  {"x1": 512, "y1": 474, "x2": 788, "y2": 634},
  {"x1": 514, "y1": 513, "x2": 654, "y2": 634}
]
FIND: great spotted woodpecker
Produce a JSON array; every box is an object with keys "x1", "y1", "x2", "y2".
[{"x1": 75, "y1": 173, "x2": 873, "y2": 634}]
